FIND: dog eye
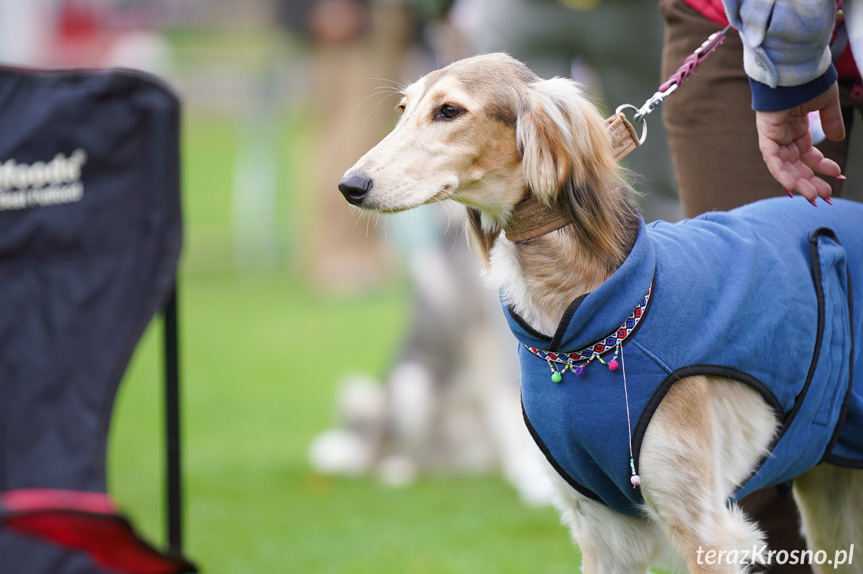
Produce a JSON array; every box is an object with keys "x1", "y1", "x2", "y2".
[
  {"x1": 435, "y1": 104, "x2": 463, "y2": 120},
  {"x1": 395, "y1": 102, "x2": 406, "y2": 114}
]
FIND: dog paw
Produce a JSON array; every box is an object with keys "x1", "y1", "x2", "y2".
[
  {"x1": 308, "y1": 429, "x2": 374, "y2": 476},
  {"x1": 377, "y1": 455, "x2": 419, "y2": 488}
]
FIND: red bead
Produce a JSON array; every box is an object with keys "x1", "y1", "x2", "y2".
[{"x1": 608, "y1": 359, "x2": 619, "y2": 371}]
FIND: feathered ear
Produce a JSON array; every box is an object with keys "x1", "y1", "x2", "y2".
[
  {"x1": 465, "y1": 207, "x2": 501, "y2": 269},
  {"x1": 516, "y1": 78, "x2": 635, "y2": 268},
  {"x1": 515, "y1": 78, "x2": 616, "y2": 206}
]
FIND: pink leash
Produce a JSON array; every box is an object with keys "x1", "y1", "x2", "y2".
[{"x1": 632, "y1": 25, "x2": 731, "y2": 123}]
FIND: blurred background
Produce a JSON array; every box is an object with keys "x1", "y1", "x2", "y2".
[{"x1": 0, "y1": 0, "x2": 682, "y2": 571}]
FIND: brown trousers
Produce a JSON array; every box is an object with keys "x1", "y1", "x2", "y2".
[{"x1": 659, "y1": 0, "x2": 862, "y2": 570}]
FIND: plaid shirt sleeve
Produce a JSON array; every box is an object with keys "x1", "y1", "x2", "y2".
[{"x1": 722, "y1": 0, "x2": 836, "y2": 88}]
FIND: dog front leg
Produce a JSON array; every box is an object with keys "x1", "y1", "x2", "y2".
[
  {"x1": 639, "y1": 377, "x2": 768, "y2": 573},
  {"x1": 544, "y1": 469, "x2": 658, "y2": 574}
]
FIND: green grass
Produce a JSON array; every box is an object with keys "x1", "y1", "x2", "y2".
[{"x1": 106, "y1": 109, "x2": 581, "y2": 572}]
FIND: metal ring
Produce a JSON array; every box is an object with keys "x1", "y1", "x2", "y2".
[{"x1": 615, "y1": 103, "x2": 648, "y2": 145}]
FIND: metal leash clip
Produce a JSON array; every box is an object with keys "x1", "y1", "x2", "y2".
[
  {"x1": 632, "y1": 84, "x2": 678, "y2": 123},
  {"x1": 615, "y1": 104, "x2": 649, "y2": 146}
]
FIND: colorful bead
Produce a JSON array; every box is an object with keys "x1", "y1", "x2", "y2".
[
  {"x1": 574, "y1": 365, "x2": 585, "y2": 376},
  {"x1": 629, "y1": 458, "x2": 640, "y2": 487},
  {"x1": 608, "y1": 359, "x2": 619, "y2": 371},
  {"x1": 551, "y1": 372, "x2": 562, "y2": 383}
]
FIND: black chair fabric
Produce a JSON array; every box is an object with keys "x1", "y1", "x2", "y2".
[{"x1": 0, "y1": 66, "x2": 182, "y2": 573}]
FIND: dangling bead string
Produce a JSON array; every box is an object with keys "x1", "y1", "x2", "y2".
[
  {"x1": 620, "y1": 342, "x2": 641, "y2": 488},
  {"x1": 574, "y1": 356, "x2": 593, "y2": 376},
  {"x1": 547, "y1": 359, "x2": 569, "y2": 383},
  {"x1": 569, "y1": 345, "x2": 619, "y2": 379},
  {"x1": 596, "y1": 345, "x2": 620, "y2": 371}
]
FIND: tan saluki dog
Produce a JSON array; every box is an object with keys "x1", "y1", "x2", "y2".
[{"x1": 338, "y1": 53, "x2": 862, "y2": 573}]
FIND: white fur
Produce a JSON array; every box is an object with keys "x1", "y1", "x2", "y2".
[{"x1": 484, "y1": 237, "x2": 561, "y2": 334}]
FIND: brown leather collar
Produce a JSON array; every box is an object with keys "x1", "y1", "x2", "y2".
[
  {"x1": 502, "y1": 112, "x2": 641, "y2": 243},
  {"x1": 503, "y1": 195, "x2": 572, "y2": 243}
]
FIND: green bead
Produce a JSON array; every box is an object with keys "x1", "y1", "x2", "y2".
[{"x1": 551, "y1": 372, "x2": 563, "y2": 383}]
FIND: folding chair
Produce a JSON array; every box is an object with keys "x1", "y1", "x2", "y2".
[{"x1": 0, "y1": 65, "x2": 196, "y2": 574}]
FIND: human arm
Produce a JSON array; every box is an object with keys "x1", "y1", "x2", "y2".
[{"x1": 722, "y1": 0, "x2": 845, "y2": 200}]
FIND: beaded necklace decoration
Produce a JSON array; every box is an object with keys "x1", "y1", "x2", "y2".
[
  {"x1": 523, "y1": 282, "x2": 652, "y2": 488},
  {"x1": 524, "y1": 283, "x2": 651, "y2": 380}
]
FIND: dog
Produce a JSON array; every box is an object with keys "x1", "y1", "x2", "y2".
[{"x1": 337, "y1": 53, "x2": 863, "y2": 573}]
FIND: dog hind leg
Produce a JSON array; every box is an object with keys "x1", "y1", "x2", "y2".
[{"x1": 793, "y1": 463, "x2": 863, "y2": 573}]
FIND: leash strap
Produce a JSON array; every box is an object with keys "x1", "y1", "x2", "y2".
[{"x1": 633, "y1": 25, "x2": 731, "y2": 122}]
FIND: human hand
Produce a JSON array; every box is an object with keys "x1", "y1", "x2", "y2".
[{"x1": 754, "y1": 82, "x2": 845, "y2": 203}]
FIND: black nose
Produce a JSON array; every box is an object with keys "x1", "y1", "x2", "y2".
[{"x1": 338, "y1": 173, "x2": 373, "y2": 205}]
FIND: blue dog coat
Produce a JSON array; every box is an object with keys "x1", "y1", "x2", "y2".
[{"x1": 504, "y1": 197, "x2": 863, "y2": 516}]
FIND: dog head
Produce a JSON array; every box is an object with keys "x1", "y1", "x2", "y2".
[{"x1": 339, "y1": 53, "x2": 625, "y2": 264}]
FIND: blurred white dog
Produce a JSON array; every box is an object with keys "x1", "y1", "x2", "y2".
[{"x1": 309, "y1": 206, "x2": 553, "y2": 505}]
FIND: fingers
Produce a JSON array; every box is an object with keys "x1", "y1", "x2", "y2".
[
  {"x1": 795, "y1": 178, "x2": 831, "y2": 205},
  {"x1": 791, "y1": 138, "x2": 839, "y2": 201},
  {"x1": 752, "y1": 83, "x2": 845, "y2": 203},
  {"x1": 815, "y1": 83, "x2": 845, "y2": 142},
  {"x1": 760, "y1": 138, "x2": 837, "y2": 202},
  {"x1": 761, "y1": 145, "x2": 798, "y2": 192},
  {"x1": 757, "y1": 119, "x2": 842, "y2": 203},
  {"x1": 799, "y1": 145, "x2": 842, "y2": 179}
]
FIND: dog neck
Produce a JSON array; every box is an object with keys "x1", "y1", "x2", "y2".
[
  {"x1": 489, "y1": 112, "x2": 643, "y2": 334},
  {"x1": 490, "y1": 190, "x2": 639, "y2": 336}
]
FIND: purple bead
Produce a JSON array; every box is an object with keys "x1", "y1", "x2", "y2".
[{"x1": 574, "y1": 365, "x2": 585, "y2": 376}]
